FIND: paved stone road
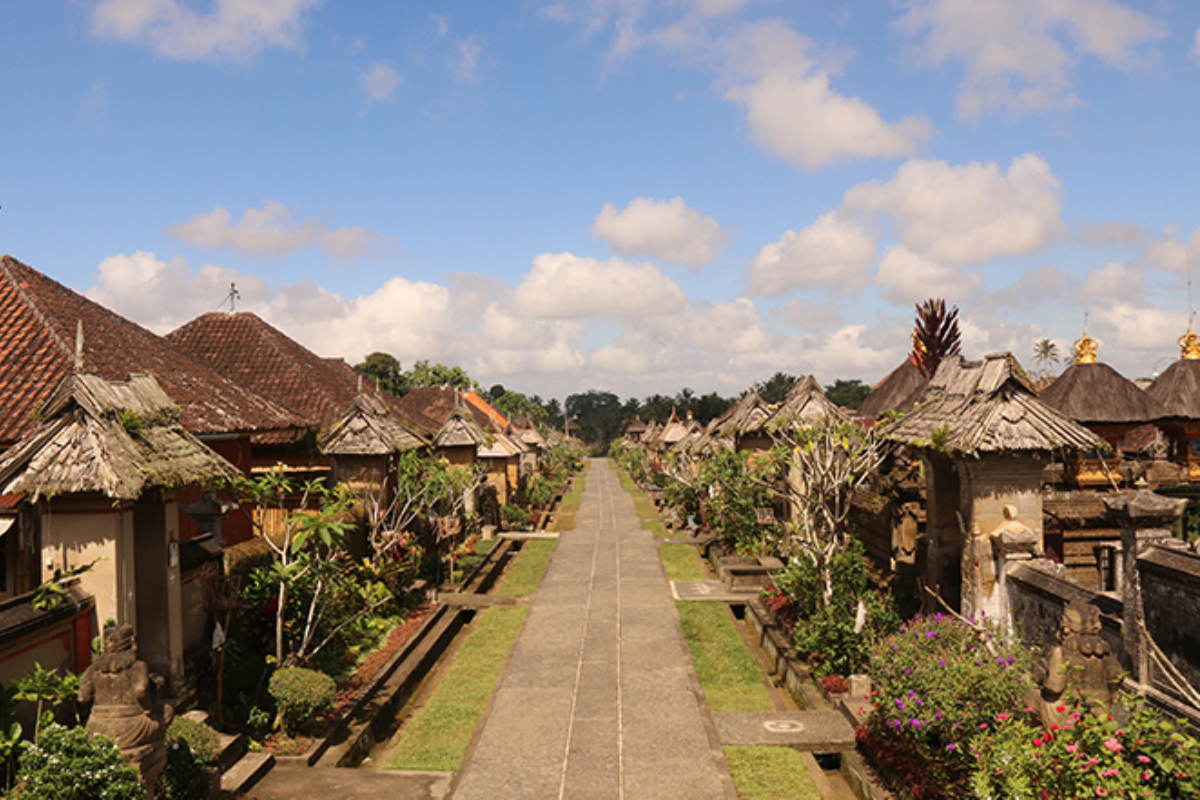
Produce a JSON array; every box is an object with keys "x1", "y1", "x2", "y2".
[{"x1": 452, "y1": 458, "x2": 736, "y2": 800}]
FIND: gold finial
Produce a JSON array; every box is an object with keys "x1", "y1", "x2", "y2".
[
  {"x1": 1180, "y1": 328, "x2": 1200, "y2": 360},
  {"x1": 1072, "y1": 333, "x2": 1098, "y2": 365}
]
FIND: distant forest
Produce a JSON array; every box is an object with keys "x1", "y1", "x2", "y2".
[{"x1": 352, "y1": 353, "x2": 872, "y2": 449}]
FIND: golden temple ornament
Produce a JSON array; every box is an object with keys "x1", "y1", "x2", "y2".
[
  {"x1": 1180, "y1": 328, "x2": 1200, "y2": 360},
  {"x1": 1072, "y1": 333, "x2": 1098, "y2": 365}
]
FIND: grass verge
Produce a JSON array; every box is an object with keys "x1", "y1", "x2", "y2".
[
  {"x1": 724, "y1": 746, "x2": 823, "y2": 800},
  {"x1": 660, "y1": 542, "x2": 707, "y2": 581},
  {"x1": 384, "y1": 606, "x2": 527, "y2": 771},
  {"x1": 497, "y1": 538, "x2": 556, "y2": 596},
  {"x1": 676, "y1": 601, "x2": 773, "y2": 714}
]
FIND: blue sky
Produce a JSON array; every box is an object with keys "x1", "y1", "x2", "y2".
[{"x1": 4, "y1": 1, "x2": 1200, "y2": 401}]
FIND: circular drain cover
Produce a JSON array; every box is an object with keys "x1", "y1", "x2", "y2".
[{"x1": 763, "y1": 720, "x2": 805, "y2": 733}]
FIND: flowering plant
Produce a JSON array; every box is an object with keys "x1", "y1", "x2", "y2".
[
  {"x1": 971, "y1": 698, "x2": 1200, "y2": 799},
  {"x1": 862, "y1": 613, "x2": 1034, "y2": 798}
]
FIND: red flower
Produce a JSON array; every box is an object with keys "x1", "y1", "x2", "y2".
[{"x1": 1033, "y1": 738, "x2": 1044, "y2": 748}]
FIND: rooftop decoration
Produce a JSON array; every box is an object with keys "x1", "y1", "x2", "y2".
[
  {"x1": 1179, "y1": 328, "x2": 1200, "y2": 360},
  {"x1": 1072, "y1": 332, "x2": 1099, "y2": 365}
]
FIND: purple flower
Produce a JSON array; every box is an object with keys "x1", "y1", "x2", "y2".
[
  {"x1": 946, "y1": 743, "x2": 956, "y2": 752},
  {"x1": 910, "y1": 718, "x2": 922, "y2": 728},
  {"x1": 938, "y1": 658, "x2": 946, "y2": 665},
  {"x1": 926, "y1": 631, "x2": 937, "y2": 639}
]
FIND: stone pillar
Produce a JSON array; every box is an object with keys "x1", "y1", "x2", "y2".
[{"x1": 1103, "y1": 490, "x2": 1187, "y2": 684}]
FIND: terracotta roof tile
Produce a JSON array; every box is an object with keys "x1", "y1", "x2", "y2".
[{"x1": 0, "y1": 255, "x2": 308, "y2": 447}]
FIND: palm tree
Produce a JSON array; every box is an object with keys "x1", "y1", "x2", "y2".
[
  {"x1": 911, "y1": 299, "x2": 962, "y2": 381},
  {"x1": 1033, "y1": 339, "x2": 1060, "y2": 376}
]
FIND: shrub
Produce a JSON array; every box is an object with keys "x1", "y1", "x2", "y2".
[
  {"x1": 785, "y1": 538, "x2": 901, "y2": 678},
  {"x1": 822, "y1": 675, "x2": 849, "y2": 695},
  {"x1": 971, "y1": 697, "x2": 1200, "y2": 800},
  {"x1": 863, "y1": 614, "x2": 1035, "y2": 799},
  {"x1": 268, "y1": 667, "x2": 336, "y2": 735},
  {"x1": 500, "y1": 503, "x2": 531, "y2": 531},
  {"x1": 168, "y1": 716, "x2": 220, "y2": 765},
  {"x1": 12, "y1": 723, "x2": 143, "y2": 800}
]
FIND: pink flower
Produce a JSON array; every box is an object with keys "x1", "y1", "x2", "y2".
[
  {"x1": 1096, "y1": 788, "x2": 1109, "y2": 797},
  {"x1": 1104, "y1": 738, "x2": 1123, "y2": 753}
]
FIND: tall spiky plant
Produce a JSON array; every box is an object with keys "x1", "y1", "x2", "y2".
[{"x1": 911, "y1": 299, "x2": 962, "y2": 381}]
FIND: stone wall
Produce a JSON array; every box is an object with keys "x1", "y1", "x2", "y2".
[
  {"x1": 1137, "y1": 546, "x2": 1200, "y2": 704},
  {"x1": 1007, "y1": 561, "x2": 1125, "y2": 668}
]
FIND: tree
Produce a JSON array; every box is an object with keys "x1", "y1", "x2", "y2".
[
  {"x1": 825, "y1": 378, "x2": 871, "y2": 410},
  {"x1": 912, "y1": 299, "x2": 962, "y2": 381},
  {"x1": 404, "y1": 360, "x2": 479, "y2": 392},
  {"x1": 354, "y1": 352, "x2": 405, "y2": 396},
  {"x1": 494, "y1": 389, "x2": 549, "y2": 426},
  {"x1": 758, "y1": 372, "x2": 798, "y2": 405},
  {"x1": 1033, "y1": 338, "x2": 1060, "y2": 381},
  {"x1": 566, "y1": 389, "x2": 622, "y2": 447},
  {"x1": 773, "y1": 419, "x2": 885, "y2": 607}
]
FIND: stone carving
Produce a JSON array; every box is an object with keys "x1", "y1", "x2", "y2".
[
  {"x1": 78, "y1": 625, "x2": 174, "y2": 797},
  {"x1": 1026, "y1": 602, "x2": 1124, "y2": 728}
]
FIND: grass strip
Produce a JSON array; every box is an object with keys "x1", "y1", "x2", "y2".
[
  {"x1": 660, "y1": 542, "x2": 707, "y2": 581},
  {"x1": 385, "y1": 606, "x2": 527, "y2": 771},
  {"x1": 676, "y1": 601, "x2": 773, "y2": 714},
  {"x1": 724, "y1": 746, "x2": 823, "y2": 800},
  {"x1": 497, "y1": 538, "x2": 556, "y2": 596},
  {"x1": 617, "y1": 469, "x2": 640, "y2": 494}
]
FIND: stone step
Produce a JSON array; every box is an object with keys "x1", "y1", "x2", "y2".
[
  {"x1": 712, "y1": 711, "x2": 857, "y2": 752},
  {"x1": 219, "y1": 751, "x2": 274, "y2": 799}
]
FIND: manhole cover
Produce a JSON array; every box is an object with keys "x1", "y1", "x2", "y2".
[{"x1": 763, "y1": 720, "x2": 805, "y2": 733}]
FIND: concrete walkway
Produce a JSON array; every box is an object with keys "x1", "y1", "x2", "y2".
[{"x1": 452, "y1": 458, "x2": 737, "y2": 800}]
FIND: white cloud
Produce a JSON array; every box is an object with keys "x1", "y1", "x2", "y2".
[
  {"x1": 362, "y1": 61, "x2": 402, "y2": 101},
  {"x1": 90, "y1": 0, "x2": 320, "y2": 62},
  {"x1": 894, "y1": 0, "x2": 1166, "y2": 121},
  {"x1": 477, "y1": 305, "x2": 587, "y2": 375},
  {"x1": 509, "y1": 252, "x2": 688, "y2": 318},
  {"x1": 1079, "y1": 261, "x2": 1145, "y2": 299},
  {"x1": 451, "y1": 36, "x2": 484, "y2": 83},
  {"x1": 985, "y1": 265, "x2": 1073, "y2": 310},
  {"x1": 719, "y1": 22, "x2": 932, "y2": 169},
  {"x1": 795, "y1": 325, "x2": 902, "y2": 378},
  {"x1": 1140, "y1": 225, "x2": 1200, "y2": 274},
  {"x1": 843, "y1": 153, "x2": 1066, "y2": 266},
  {"x1": 87, "y1": 251, "x2": 273, "y2": 332},
  {"x1": 165, "y1": 201, "x2": 393, "y2": 260},
  {"x1": 776, "y1": 299, "x2": 845, "y2": 330},
  {"x1": 1090, "y1": 302, "x2": 1185, "y2": 353},
  {"x1": 748, "y1": 212, "x2": 876, "y2": 296},
  {"x1": 1193, "y1": 26, "x2": 1200, "y2": 64},
  {"x1": 874, "y1": 245, "x2": 982, "y2": 305},
  {"x1": 1077, "y1": 220, "x2": 1148, "y2": 247},
  {"x1": 590, "y1": 197, "x2": 733, "y2": 268}
]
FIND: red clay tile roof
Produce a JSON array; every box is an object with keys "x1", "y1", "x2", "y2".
[
  {"x1": 167, "y1": 312, "x2": 440, "y2": 436},
  {"x1": 0, "y1": 255, "x2": 309, "y2": 447}
]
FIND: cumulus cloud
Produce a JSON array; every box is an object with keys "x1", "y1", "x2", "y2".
[
  {"x1": 590, "y1": 197, "x2": 733, "y2": 268},
  {"x1": 875, "y1": 245, "x2": 982, "y2": 305},
  {"x1": 90, "y1": 0, "x2": 320, "y2": 62},
  {"x1": 1139, "y1": 225, "x2": 1200, "y2": 274},
  {"x1": 719, "y1": 22, "x2": 933, "y2": 170},
  {"x1": 748, "y1": 212, "x2": 876, "y2": 296},
  {"x1": 509, "y1": 252, "x2": 688, "y2": 318},
  {"x1": 776, "y1": 299, "x2": 845, "y2": 330},
  {"x1": 985, "y1": 265, "x2": 1073, "y2": 310},
  {"x1": 1090, "y1": 302, "x2": 1186, "y2": 354},
  {"x1": 894, "y1": 0, "x2": 1166, "y2": 120},
  {"x1": 1077, "y1": 220, "x2": 1148, "y2": 248},
  {"x1": 843, "y1": 153, "x2": 1066, "y2": 266},
  {"x1": 362, "y1": 61, "x2": 402, "y2": 101},
  {"x1": 1079, "y1": 261, "x2": 1145, "y2": 299},
  {"x1": 166, "y1": 201, "x2": 393, "y2": 260}
]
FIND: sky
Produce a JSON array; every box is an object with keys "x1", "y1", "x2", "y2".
[{"x1": 3, "y1": 1, "x2": 1200, "y2": 403}]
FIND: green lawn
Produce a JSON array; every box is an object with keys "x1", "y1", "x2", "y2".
[
  {"x1": 675, "y1": 601, "x2": 773, "y2": 714},
  {"x1": 724, "y1": 746, "x2": 823, "y2": 800},
  {"x1": 384, "y1": 606, "x2": 527, "y2": 771},
  {"x1": 659, "y1": 542, "x2": 707, "y2": 581},
  {"x1": 497, "y1": 538, "x2": 556, "y2": 596}
]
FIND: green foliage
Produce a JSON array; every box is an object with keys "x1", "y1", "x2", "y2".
[
  {"x1": 493, "y1": 389, "x2": 549, "y2": 426},
  {"x1": 268, "y1": 667, "x2": 336, "y2": 736},
  {"x1": 825, "y1": 378, "x2": 872, "y2": 410},
  {"x1": 15, "y1": 664, "x2": 80, "y2": 737},
  {"x1": 863, "y1": 614, "x2": 1036, "y2": 798},
  {"x1": 756, "y1": 372, "x2": 798, "y2": 405},
  {"x1": 565, "y1": 389, "x2": 622, "y2": 450},
  {"x1": 117, "y1": 408, "x2": 144, "y2": 436},
  {"x1": 500, "y1": 503, "x2": 532, "y2": 531},
  {"x1": 31, "y1": 559, "x2": 99, "y2": 612},
  {"x1": 12, "y1": 723, "x2": 143, "y2": 800},
  {"x1": 167, "y1": 717, "x2": 220, "y2": 766},
  {"x1": 971, "y1": 697, "x2": 1200, "y2": 800},
  {"x1": 779, "y1": 539, "x2": 900, "y2": 677},
  {"x1": 353, "y1": 351, "x2": 405, "y2": 396},
  {"x1": 163, "y1": 718, "x2": 222, "y2": 799},
  {"x1": 404, "y1": 360, "x2": 478, "y2": 392},
  {"x1": 695, "y1": 449, "x2": 781, "y2": 555}
]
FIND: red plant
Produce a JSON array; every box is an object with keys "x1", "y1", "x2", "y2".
[{"x1": 823, "y1": 674, "x2": 849, "y2": 695}]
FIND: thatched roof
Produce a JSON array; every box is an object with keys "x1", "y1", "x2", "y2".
[
  {"x1": 880, "y1": 353, "x2": 1103, "y2": 456},
  {"x1": 321, "y1": 393, "x2": 430, "y2": 456},
  {"x1": 0, "y1": 373, "x2": 237, "y2": 501},
  {"x1": 1146, "y1": 359, "x2": 1200, "y2": 421},
  {"x1": 767, "y1": 375, "x2": 847, "y2": 432},
  {"x1": 477, "y1": 429, "x2": 524, "y2": 459},
  {"x1": 1040, "y1": 361, "x2": 1166, "y2": 425},
  {"x1": 435, "y1": 407, "x2": 491, "y2": 449},
  {"x1": 712, "y1": 391, "x2": 773, "y2": 438},
  {"x1": 857, "y1": 357, "x2": 926, "y2": 421}
]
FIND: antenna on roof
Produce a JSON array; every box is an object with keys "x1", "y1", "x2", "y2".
[
  {"x1": 1189, "y1": 253, "x2": 1196, "y2": 331},
  {"x1": 74, "y1": 321, "x2": 84, "y2": 373},
  {"x1": 227, "y1": 282, "x2": 241, "y2": 313},
  {"x1": 357, "y1": 373, "x2": 363, "y2": 395}
]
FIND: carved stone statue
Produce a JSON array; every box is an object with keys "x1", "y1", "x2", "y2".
[
  {"x1": 78, "y1": 625, "x2": 174, "y2": 797},
  {"x1": 1026, "y1": 602, "x2": 1124, "y2": 728}
]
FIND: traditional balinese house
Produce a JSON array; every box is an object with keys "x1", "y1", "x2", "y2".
[
  {"x1": 881, "y1": 353, "x2": 1102, "y2": 618},
  {"x1": 1145, "y1": 329, "x2": 1200, "y2": 482},
  {"x1": 322, "y1": 392, "x2": 430, "y2": 498},
  {"x1": 711, "y1": 392, "x2": 774, "y2": 453},
  {"x1": 0, "y1": 372, "x2": 237, "y2": 688},
  {"x1": 856, "y1": 357, "x2": 926, "y2": 422},
  {"x1": 766, "y1": 375, "x2": 848, "y2": 432},
  {"x1": 1040, "y1": 333, "x2": 1167, "y2": 489},
  {"x1": 0, "y1": 256, "x2": 308, "y2": 548},
  {"x1": 622, "y1": 417, "x2": 649, "y2": 445}
]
